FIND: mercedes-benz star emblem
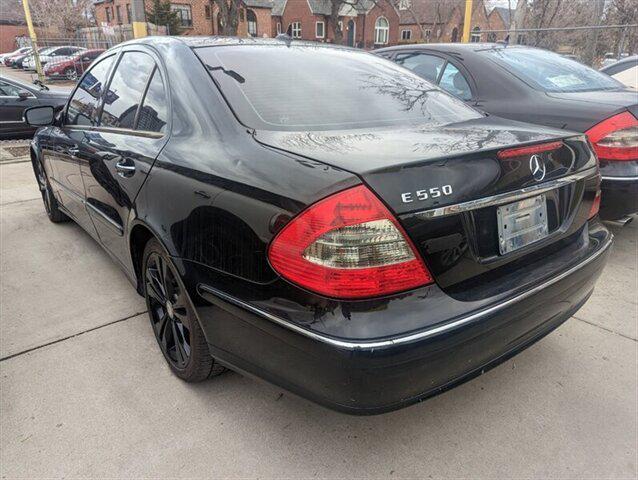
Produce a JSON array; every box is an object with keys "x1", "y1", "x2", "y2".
[{"x1": 529, "y1": 154, "x2": 546, "y2": 182}]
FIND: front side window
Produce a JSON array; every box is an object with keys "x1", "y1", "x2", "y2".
[
  {"x1": 481, "y1": 47, "x2": 624, "y2": 93},
  {"x1": 170, "y1": 4, "x2": 192, "y2": 27},
  {"x1": 99, "y1": 52, "x2": 155, "y2": 130},
  {"x1": 401, "y1": 29, "x2": 411, "y2": 41},
  {"x1": 438, "y1": 62, "x2": 472, "y2": 100},
  {"x1": 66, "y1": 55, "x2": 115, "y2": 126},
  {"x1": 196, "y1": 45, "x2": 482, "y2": 131},
  {"x1": 246, "y1": 9, "x2": 257, "y2": 36},
  {"x1": 395, "y1": 52, "x2": 445, "y2": 83},
  {"x1": 374, "y1": 17, "x2": 389, "y2": 44},
  {"x1": 316, "y1": 21, "x2": 325, "y2": 38}
]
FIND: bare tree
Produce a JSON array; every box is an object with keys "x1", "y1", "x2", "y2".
[
  {"x1": 28, "y1": 0, "x2": 93, "y2": 36},
  {"x1": 213, "y1": 0, "x2": 242, "y2": 36}
]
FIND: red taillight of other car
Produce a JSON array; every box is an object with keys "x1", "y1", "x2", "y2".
[
  {"x1": 268, "y1": 185, "x2": 433, "y2": 299},
  {"x1": 589, "y1": 190, "x2": 601, "y2": 219},
  {"x1": 586, "y1": 111, "x2": 638, "y2": 162}
]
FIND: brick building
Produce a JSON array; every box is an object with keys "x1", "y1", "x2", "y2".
[
  {"x1": 398, "y1": 0, "x2": 510, "y2": 44},
  {"x1": 0, "y1": 3, "x2": 29, "y2": 53}
]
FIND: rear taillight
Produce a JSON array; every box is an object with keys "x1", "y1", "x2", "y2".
[
  {"x1": 497, "y1": 141, "x2": 563, "y2": 160},
  {"x1": 589, "y1": 190, "x2": 601, "y2": 219},
  {"x1": 586, "y1": 111, "x2": 638, "y2": 162},
  {"x1": 268, "y1": 185, "x2": 433, "y2": 299}
]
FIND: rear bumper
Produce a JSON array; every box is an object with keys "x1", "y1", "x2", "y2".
[
  {"x1": 195, "y1": 223, "x2": 612, "y2": 414},
  {"x1": 600, "y1": 176, "x2": 638, "y2": 220}
]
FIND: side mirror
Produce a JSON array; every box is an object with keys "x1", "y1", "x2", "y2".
[
  {"x1": 25, "y1": 106, "x2": 55, "y2": 126},
  {"x1": 18, "y1": 90, "x2": 30, "y2": 100}
]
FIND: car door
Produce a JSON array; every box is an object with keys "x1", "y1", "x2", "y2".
[
  {"x1": 0, "y1": 79, "x2": 39, "y2": 137},
  {"x1": 43, "y1": 53, "x2": 117, "y2": 235},
  {"x1": 81, "y1": 48, "x2": 169, "y2": 272}
]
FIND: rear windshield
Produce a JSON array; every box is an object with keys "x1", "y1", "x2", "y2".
[
  {"x1": 195, "y1": 45, "x2": 482, "y2": 131},
  {"x1": 480, "y1": 47, "x2": 624, "y2": 93}
]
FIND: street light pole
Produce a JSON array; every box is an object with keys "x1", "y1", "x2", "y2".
[
  {"x1": 131, "y1": 0, "x2": 148, "y2": 38},
  {"x1": 462, "y1": 0, "x2": 474, "y2": 43},
  {"x1": 20, "y1": 0, "x2": 44, "y2": 83}
]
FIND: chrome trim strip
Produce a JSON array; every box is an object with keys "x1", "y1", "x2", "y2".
[
  {"x1": 412, "y1": 167, "x2": 598, "y2": 219},
  {"x1": 601, "y1": 175, "x2": 638, "y2": 182},
  {"x1": 199, "y1": 233, "x2": 612, "y2": 351},
  {"x1": 85, "y1": 202, "x2": 123, "y2": 235}
]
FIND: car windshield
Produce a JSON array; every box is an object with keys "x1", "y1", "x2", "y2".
[
  {"x1": 195, "y1": 45, "x2": 482, "y2": 131},
  {"x1": 480, "y1": 47, "x2": 624, "y2": 93}
]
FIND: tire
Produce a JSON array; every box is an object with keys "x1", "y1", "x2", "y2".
[
  {"x1": 142, "y1": 238, "x2": 225, "y2": 382},
  {"x1": 32, "y1": 157, "x2": 69, "y2": 223}
]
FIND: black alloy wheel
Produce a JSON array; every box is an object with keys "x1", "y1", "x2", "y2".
[{"x1": 142, "y1": 239, "x2": 225, "y2": 381}]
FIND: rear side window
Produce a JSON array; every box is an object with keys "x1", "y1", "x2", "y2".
[
  {"x1": 439, "y1": 62, "x2": 472, "y2": 100},
  {"x1": 66, "y1": 55, "x2": 115, "y2": 126},
  {"x1": 481, "y1": 47, "x2": 623, "y2": 92},
  {"x1": 99, "y1": 52, "x2": 155, "y2": 130},
  {"x1": 136, "y1": 69, "x2": 168, "y2": 133},
  {"x1": 0, "y1": 80, "x2": 21, "y2": 97},
  {"x1": 395, "y1": 52, "x2": 445, "y2": 83},
  {"x1": 196, "y1": 45, "x2": 481, "y2": 131}
]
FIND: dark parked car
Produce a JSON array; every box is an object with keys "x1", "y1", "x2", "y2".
[
  {"x1": 25, "y1": 37, "x2": 611, "y2": 414},
  {"x1": 43, "y1": 49, "x2": 105, "y2": 80},
  {"x1": 0, "y1": 76, "x2": 67, "y2": 139},
  {"x1": 377, "y1": 43, "x2": 638, "y2": 222}
]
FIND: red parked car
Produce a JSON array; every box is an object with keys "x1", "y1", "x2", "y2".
[{"x1": 43, "y1": 49, "x2": 105, "y2": 80}]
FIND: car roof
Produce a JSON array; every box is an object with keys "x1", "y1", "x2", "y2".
[
  {"x1": 376, "y1": 43, "x2": 546, "y2": 56},
  {"x1": 118, "y1": 35, "x2": 357, "y2": 52}
]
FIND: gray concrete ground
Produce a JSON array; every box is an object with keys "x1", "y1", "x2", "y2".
[
  {"x1": 0, "y1": 65, "x2": 74, "y2": 92},
  {"x1": 0, "y1": 159, "x2": 636, "y2": 479}
]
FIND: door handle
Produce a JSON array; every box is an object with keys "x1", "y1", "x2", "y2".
[
  {"x1": 115, "y1": 159, "x2": 136, "y2": 177},
  {"x1": 68, "y1": 146, "x2": 79, "y2": 156}
]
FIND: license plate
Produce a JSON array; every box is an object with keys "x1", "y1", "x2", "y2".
[{"x1": 497, "y1": 195, "x2": 549, "y2": 255}]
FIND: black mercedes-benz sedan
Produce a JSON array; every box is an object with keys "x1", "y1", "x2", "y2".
[
  {"x1": 25, "y1": 37, "x2": 611, "y2": 414},
  {"x1": 376, "y1": 43, "x2": 638, "y2": 222},
  {"x1": 0, "y1": 76, "x2": 68, "y2": 139}
]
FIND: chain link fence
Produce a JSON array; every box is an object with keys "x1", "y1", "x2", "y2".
[
  {"x1": 4, "y1": 24, "x2": 167, "y2": 85},
  {"x1": 475, "y1": 24, "x2": 637, "y2": 68}
]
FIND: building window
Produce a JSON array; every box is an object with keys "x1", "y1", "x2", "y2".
[
  {"x1": 246, "y1": 9, "x2": 257, "y2": 36},
  {"x1": 470, "y1": 26, "x2": 481, "y2": 43},
  {"x1": 277, "y1": 22, "x2": 282, "y2": 34},
  {"x1": 338, "y1": 20, "x2": 343, "y2": 32},
  {"x1": 315, "y1": 21, "x2": 325, "y2": 38},
  {"x1": 424, "y1": 29, "x2": 431, "y2": 37},
  {"x1": 126, "y1": 3, "x2": 131, "y2": 23},
  {"x1": 205, "y1": 4, "x2": 211, "y2": 19},
  {"x1": 374, "y1": 17, "x2": 389, "y2": 45},
  {"x1": 401, "y1": 29, "x2": 411, "y2": 40},
  {"x1": 398, "y1": 0, "x2": 411, "y2": 10},
  {"x1": 116, "y1": 5, "x2": 122, "y2": 23},
  {"x1": 487, "y1": 32, "x2": 496, "y2": 42},
  {"x1": 291, "y1": 21, "x2": 301, "y2": 38},
  {"x1": 171, "y1": 4, "x2": 193, "y2": 27},
  {"x1": 105, "y1": 6, "x2": 112, "y2": 23}
]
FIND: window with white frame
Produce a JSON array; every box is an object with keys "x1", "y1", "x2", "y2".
[
  {"x1": 470, "y1": 26, "x2": 481, "y2": 43},
  {"x1": 291, "y1": 21, "x2": 301, "y2": 38},
  {"x1": 398, "y1": 0, "x2": 411, "y2": 10},
  {"x1": 246, "y1": 9, "x2": 257, "y2": 36},
  {"x1": 424, "y1": 29, "x2": 431, "y2": 37},
  {"x1": 277, "y1": 22, "x2": 282, "y2": 34},
  {"x1": 316, "y1": 21, "x2": 325, "y2": 38},
  {"x1": 401, "y1": 29, "x2": 411, "y2": 40},
  {"x1": 338, "y1": 20, "x2": 343, "y2": 32},
  {"x1": 374, "y1": 17, "x2": 389, "y2": 44}
]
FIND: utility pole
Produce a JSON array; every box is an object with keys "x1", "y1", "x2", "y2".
[
  {"x1": 131, "y1": 0, "x2": 147, "y2": 38},
  {"x1": 20, "y1": 0, "x2": 44, "y2": 83},
  {"x1": 462, "y1": 0, "x2": 474, "y2": 43}
]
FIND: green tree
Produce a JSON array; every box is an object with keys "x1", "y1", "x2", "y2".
[{"x1": 146, "y1": 0, "x2": 183, "y2": 35}]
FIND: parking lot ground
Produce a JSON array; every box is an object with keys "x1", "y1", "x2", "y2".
[
  {"x1": 1, "y1": 160, "x2": 636, "y2": 479},
  {"x1": 0, "y1": 65, "x2": 74, "y2": 92}
]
